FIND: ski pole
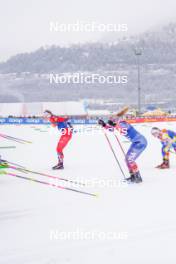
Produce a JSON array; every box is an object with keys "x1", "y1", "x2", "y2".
[
  {"x1": 114, "y1": 133, "x2": 135, "y2": 176},
  {"x1": 0, "y1": 134, "x2": 25, "y2": 144},
  {"x1": 0, "y1": 133, "x2": 30, "y2": 142},
  {"x1": 1, "y1": 171, "x2": 98, "y2": 197},
  {"x1": 7, "y1": 165, "x2": 86, "y2": 186},
  {"x1": 103, "y1": 129, "x2": 126, "y2": 179},
  {"x1": 0, "y1": 133, "x2": 32, "y2": 144},
  {"x1": 114, "y1": 134, "x2": 126, "y2": 157},
  {"x1": 0, "y1": 146, "x2": 16, "y2": 149}
]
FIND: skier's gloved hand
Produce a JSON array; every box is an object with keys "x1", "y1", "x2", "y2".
[
  {"x1": 98, "y1": 119, "x2": 106, "y2": 127},
  {"x1": 108, "y1": 120, "x2": 116, "y2": 127}
]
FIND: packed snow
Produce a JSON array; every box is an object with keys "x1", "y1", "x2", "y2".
[{"x1": 0, "y1": 122, "x2": 176, "y2": 264}]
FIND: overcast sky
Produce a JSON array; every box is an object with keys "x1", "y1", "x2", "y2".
[{"x1": 0, "y1": 0, "x2": 176, "y2": 62}]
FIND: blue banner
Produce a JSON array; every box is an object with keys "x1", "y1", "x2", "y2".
[{"x1": 0, "y1": 118, "x2": 98, "y2": 125}]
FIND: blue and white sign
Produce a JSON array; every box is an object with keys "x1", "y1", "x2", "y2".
[{"x1": 0, "y1": 118, "x2": 98, "y2": 125}]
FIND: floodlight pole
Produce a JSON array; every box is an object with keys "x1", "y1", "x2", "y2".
[{"x1": 134, "y1": 48, "x2": 142, "y2": 115}]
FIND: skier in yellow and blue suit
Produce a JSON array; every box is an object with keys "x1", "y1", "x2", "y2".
[{"x1": 151, "y1": 127, "x2": 176, "y2": 169}]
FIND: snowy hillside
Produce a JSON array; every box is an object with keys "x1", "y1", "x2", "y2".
[
  {"x1": 0, "y1": 122, "x2": 176, "y2": 263},
  {"x1": 0, "y1": 23, "x2": 176, "y2": 107}
]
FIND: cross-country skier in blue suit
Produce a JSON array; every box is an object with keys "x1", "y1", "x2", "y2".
[{"x1": 98, "y1": 108, "x2": 147, "y2": 183}]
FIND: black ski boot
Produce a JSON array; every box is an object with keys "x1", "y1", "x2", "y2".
[
  {"x1": 126, "y1": 171, "x2": 142, "y2": 184},
  {"x1": 125, "y1": 174, "x2": 136, "y2": 183},
  {"x1": 133, "y1": 171, "x2": 142, "y2": 183},
  {"x1": 52, "y1": 162, "x2": 64, "y2": 170},
  {"x1": 52, "y1": 152, "x2": 64, "y2": 170}
]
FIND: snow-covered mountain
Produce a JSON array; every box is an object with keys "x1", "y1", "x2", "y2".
[
  {"x1": 0, "y1": 22, "x2": 176, "y2": 108},
  {"x1": 0, "y1": 22, "x2": 176, "y2": 74}
]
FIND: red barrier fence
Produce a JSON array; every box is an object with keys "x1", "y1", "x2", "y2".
[{"x1": 126, "y1": 116, "x2": 176, "y2": 124}]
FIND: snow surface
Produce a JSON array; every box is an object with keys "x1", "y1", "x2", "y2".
[{"x1": 0, "y1": 122, "x2": 176, "y2": 264}]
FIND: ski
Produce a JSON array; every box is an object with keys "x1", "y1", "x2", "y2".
[{"x1": 0, "y1": 171, "x2": 98, "y2": 197}]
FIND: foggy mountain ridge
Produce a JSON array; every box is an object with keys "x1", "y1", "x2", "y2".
[
  {"x1": 0, "y1": 22, "x2": 176, "y2": 109},
  {"x1": 0, "y1": 22, "x2": 176, "y2": 74}
]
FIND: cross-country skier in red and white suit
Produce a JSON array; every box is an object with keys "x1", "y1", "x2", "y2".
[{"x1": 44, "y1": 110, "x2": 73, "y2": 170}]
